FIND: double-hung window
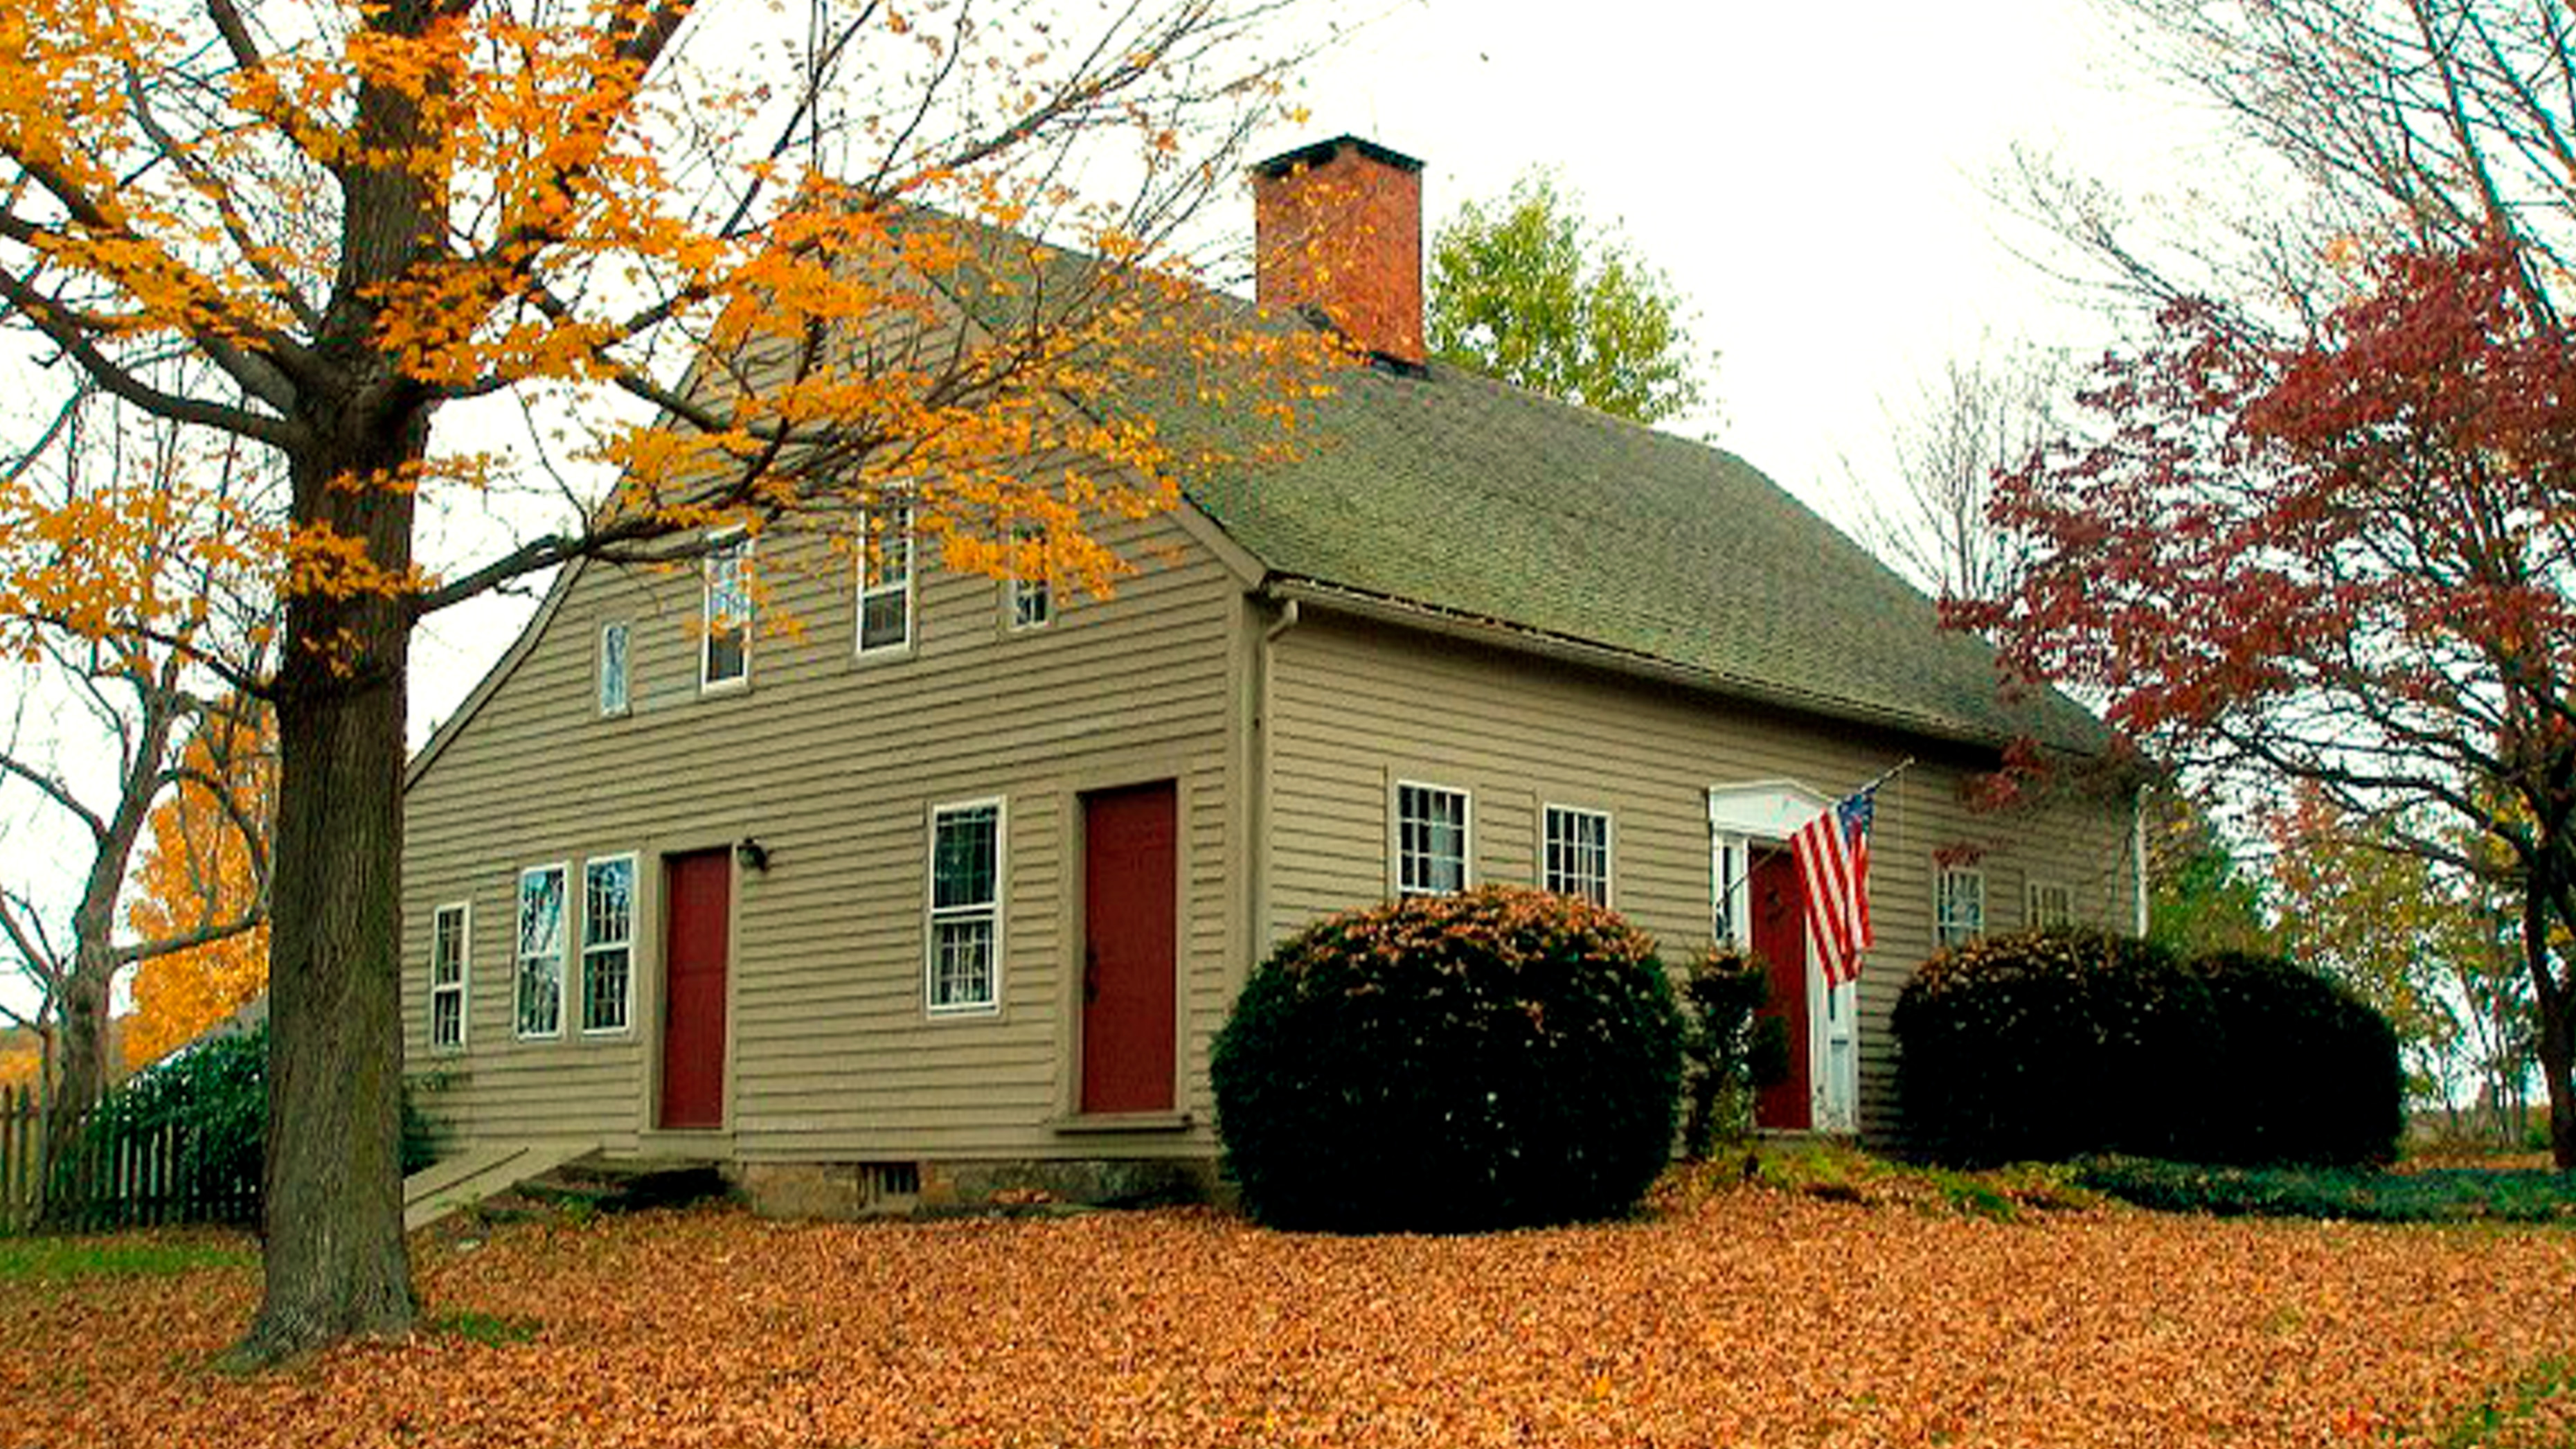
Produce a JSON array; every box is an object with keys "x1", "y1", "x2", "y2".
[
  {"x1": 927, "y1": 800, "x2": 1003, "y2": 1013},
  {"x1": 598, "y1": 620, "x2": 631, "y2": 717},
  {"x1": 516, "y1": 864, "x2": 568, "y2": 1037},
  {"x1": 1543, "y1": 805, "x2": 1612, "y2": 905},
  {"x1": 1008, "y1": 525, "x2": 1051, "y2": 631},
  {"x1": 702, "y1": 533, "x2": 751, "y2": 691},
  {"x1": 582, "y1": 855, "x2": 635, "y2": 1033},
  {"x1": 2027, "y1": 880, "x2": 2074, "y2": 930},
  {"x1": 1395, "y1": 782, "x2": 1470, "y2": 896},
  {"x1": 429, "y1": 903, "x2": 469, "y2": 1051},
  {"x1": 1935, "y1": 866, "x2": 1985, "y2": 949},
  {"x1": 859, "y1": 502, "x2": 915, "y2": 656}
]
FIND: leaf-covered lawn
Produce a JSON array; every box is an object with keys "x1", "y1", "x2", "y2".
[{"x1": 6, "y1": 1184, "x2": 2575, "y2": 1448}]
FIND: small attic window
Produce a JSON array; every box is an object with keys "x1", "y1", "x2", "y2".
[{"x1": 598, "y1": 620, "x2": 631, "y2": 717}]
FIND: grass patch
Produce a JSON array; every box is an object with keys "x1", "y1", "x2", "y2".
[
  {"x1": 2073, "y1": 1157, "x2": 2576, "y2": 1224},
  {"x1": 0, "y1": 1235, "x2": 254, "y2": 1283},
  {"x1": 1658, "y1": 1141, "x2": 2102, "y2": 1220},
  {"x1": 427, "y1": 1310, "x2": 542, "y2": 1347},
  {"x1": 2436, "y1": 1354, "x2": 2576, "y2": 1448}
]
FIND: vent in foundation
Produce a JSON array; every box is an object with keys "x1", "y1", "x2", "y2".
[{"x1": 858, "y1": 1162, "x2": 920, "y2": 1207}]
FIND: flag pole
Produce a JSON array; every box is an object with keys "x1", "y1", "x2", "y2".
[{"x1": 1852, "y1": 756, "x2": 1917, "y2": 798}]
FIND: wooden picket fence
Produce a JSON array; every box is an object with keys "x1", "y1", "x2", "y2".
[{"x1": 0, "y1": 1083, "x2": 258, "y2": 1233}]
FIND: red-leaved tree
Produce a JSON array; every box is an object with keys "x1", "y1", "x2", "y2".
[{"x1": 1952, "y1": 241, "x2": 2576, "y2": 1165}]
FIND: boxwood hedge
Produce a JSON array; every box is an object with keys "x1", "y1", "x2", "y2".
[
  {"x1": 1893, "y1": 929, "x2": 2399, "y2": 1168},
  {"x1": 1210, "y1": 886, "x2": 1683, "y2": 1232}
]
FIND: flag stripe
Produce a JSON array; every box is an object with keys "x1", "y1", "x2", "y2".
[{"x1": 1790, "y1": 789, "x2": 1875, "y2": 988}]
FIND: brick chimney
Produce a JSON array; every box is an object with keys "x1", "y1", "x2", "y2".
[{"x1": 1252, "y1": 136, "x2": 1426, "y2": 368}]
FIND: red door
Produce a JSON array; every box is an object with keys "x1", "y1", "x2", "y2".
[
  {"x1": 659, "y1": 849, "x2": 731, "y2": 1130},
  {"x1": 1082, "y1": 782, "x2": 1178, "y2": 1114},
  {"x1": 1752, "y1": 849, "x2": 1812, "y2": 1131}
]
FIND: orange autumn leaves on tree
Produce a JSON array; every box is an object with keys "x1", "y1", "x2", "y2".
[
  {"x1": 121, "y1": 709, "x2": 275, "y2": 1071},
  {"x1": 2, "y1": 0, "x2": 1343, "y2": 1363}
]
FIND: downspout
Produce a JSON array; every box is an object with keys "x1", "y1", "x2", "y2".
[
  {"x1": 1249, "y1": 598, "x2": 1300, "y2": 968},
  {"x1": 2131, "y1": 790, "x2": 2151, "y2": 938}
]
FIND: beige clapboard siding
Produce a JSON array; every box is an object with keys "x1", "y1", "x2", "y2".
[
  {"x1": 1262, "y1": 610, "x2": 2138, "y2": 1143},
  {"x1": 403, "y1": 499, "x2": 1244, "y2": 1164}
]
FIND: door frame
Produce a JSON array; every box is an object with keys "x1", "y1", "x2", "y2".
[
  {"x1": 1708, "y1": 781, "x2": 1859, "y2": 1133},
  {"x1": 1053, "y1": 756, "x2": 1200, "y2": 1126},
  {"x1": 643, "y1": 837, "x2": 744, "y2": 1141}
]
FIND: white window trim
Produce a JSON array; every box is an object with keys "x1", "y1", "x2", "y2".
[
  {"x1": 700, "y1": 531, "x2": 752, "y2": 694},
  {"x1": 1393, "y1": 779, "x2": 1473, "y2": 897},
  {"x1": 515, "y1": 862, "x2": 570, "y2": 1040},
  {"x1": 924, "y1": 797, "x2": 1005, "y2": 1017},
  {"x1": 857, "y1": 504, "x2": 917, "y2": 659},
  {"x1": 429, "y1": 900, "x2": 471, "y2": 1053},
  {"x1": 580, "y1": 853, "x2": 638, "y2": 1036},
  {"x1": 1541, "y1": 802, "x2": 1613, "y2": 906},
  {"x1": 597, "y1": 619, "x2": 632, "y2": 718},
  {"x1": 1937, "y1": 864, "x2": 1987, "y2": 949},
  {"x1": 2027, "y1": 878, "x2": 2075, "y2": 930}
]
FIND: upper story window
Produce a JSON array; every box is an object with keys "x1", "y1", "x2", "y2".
[
  {"x1": 702, "y1": 533, "x2": 751, "y2": 691},
  {"x1": 1935, "y1": 865, "x2": 1985, "y2": 950},
  {"x1": 2028, "y1": 879, "x2": 2074, "y2": 930},
  {"x1": 1008, "y1": 526, "x2": 1052, "y2": 631},
  {"x1": 582, "y1": 855, "x2": 636, "y2": 1033},
  {"x1": 928, "y1": 799, "x2": 1003, "y2": 1013},
  {"x1": 1543, "y1": 804, "x2": 1611, "y2": 905},
  {"x1": 429, "y1": 903, "x2": 469, "y2": 1051},
  {"x1": 516, "y1": 864, "x2": 567, "y2": 1038},
  {"x1": 1395, "y1": 781, "x2": 1470, "y2": 896},
  {"x1": 859, "y1": 502, "x2": 915, "y2": 657},
  {"x1": 598, "y1": 620, "x2": 631, "y2": 717}
]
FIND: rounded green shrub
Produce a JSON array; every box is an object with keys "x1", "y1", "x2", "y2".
[
  {"x1": 1894, "y1": 927, "x2": 2213, "y2": 1166},
  {"x1": 2185, "y1": 950, "x2": 2402, "y2": 1166},
  {"x1": 1210, "y1": 885, "x2": 1683, "y2": 1232},
  {"x1": 1893, "y1": 928, "x2": 2402, "y2": 1168}
]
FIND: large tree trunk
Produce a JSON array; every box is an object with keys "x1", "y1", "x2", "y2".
[
  {"x1": 2539, "y1": 973, "x2": 2576, "y2": 1170},
  {"x1": 225, "y1": 427, "x2": 424, "y2": 1369},
  {"x1": 39, "y1": 959, "x2": 114, "y2": 1206}
]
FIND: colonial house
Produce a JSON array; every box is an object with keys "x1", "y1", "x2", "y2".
[{"x1": 400, "y1": 136, "x2": 2140, "y2": 1216}]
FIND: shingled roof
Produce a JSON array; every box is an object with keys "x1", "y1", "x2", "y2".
[
  {"x1": 1161, "y1": 356, "x2": 2106, "y2": 756},
  {"x1": 900, "y1": 204, "x2": 2111, "y2": 758}
]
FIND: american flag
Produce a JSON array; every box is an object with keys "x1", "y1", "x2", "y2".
[{"x1": 1791, "y1": 790, "x2": 1875, "y2": 986}]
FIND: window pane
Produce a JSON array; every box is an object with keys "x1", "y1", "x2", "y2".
[
  {"x1": 1398, "y1": 785, "x2": 1468, "y2": 895},
  {"x1": 930, "y1": 918, "x2": 995, "y2": 1009},
  {"x1": 933, "y1": 806, "x2": 999, "y2": 909},
  {"x1": 598, "y1": 621, "x2": 629, "y2": 715},
  {"x1": 432, "y1": 907, "x2": 465, "y2": 986},
  {"x1": 518, "y1": 870, "x2": 563, "y2": 959},
  {"x1": 705, "y1": 540, "x2": 749, "y2": 684},
  {"x1": 866, "y1": 506, "x2": 913, "y2": 588},
  {"x1": 860, "y1": 589, "x2": 909, "y2": 651},
  {"x1": 432, "y1": 991, "x2": 463, "y2": 1049},
  {"x1": 517, "y1": 868, "x2": 564, "y2": 1035},
  {"x1": 1546, "y1": 807, "x2": 1609, "y2": 905},
  {"x1": 584, "y1": 859, "x2": 633, "y2": 948},
  {"x1": 584, "y1": 947, "x2": 630, "y2": 1032}
]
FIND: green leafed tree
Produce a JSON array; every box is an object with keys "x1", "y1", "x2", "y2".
[{"x1": 1425, "y1": 169, "x2": 1713, "y2": 427}]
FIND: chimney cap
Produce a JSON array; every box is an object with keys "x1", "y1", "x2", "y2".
[{"x1": 1251, "y1": 134, "x2": 1425, "y2": 181}]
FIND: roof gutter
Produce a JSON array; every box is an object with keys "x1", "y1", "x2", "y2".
[{"x1": 1258, "y1": 577, "x2": 2041, "y2": 758}]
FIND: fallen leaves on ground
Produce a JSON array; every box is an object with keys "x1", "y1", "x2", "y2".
[{"x1": 6, "y1": 1186, "x2": 2574, "y2": 1448}]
